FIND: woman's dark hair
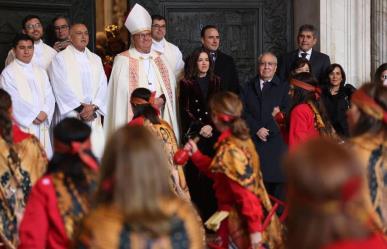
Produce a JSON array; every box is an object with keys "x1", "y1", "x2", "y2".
[
  {"x1": 324, "y1": 63, "x2": 347, "y2": 87},
  {"x1": 350, "y1": 83, "x2": 387, "y2": 138},
  {"x1": 0, "y1": 89, "x2": 21, "y2": 167},
  {"x1": 184, "y1": 48, "x2": 216, "y2": 81},
  {"x1": 374, "y1": 63, "x2": 387, "y2": 85},
  {"x1": 130, "y1": 88, "x2": 160, "y2": 124},
  {"x1": 289, "y1": 72, "x2": 335, "y2": 136},
  {"x1": 48, "y1": 118, "x2": 96, "y2": 192},
  {"x1": 285, "y1": 138, "x2": 371, "y2": 249},
  {"x1": 290, "y1": 57, "x2": 312, "y2": 76}
]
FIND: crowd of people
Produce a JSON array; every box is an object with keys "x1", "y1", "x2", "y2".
[{"x1": 0, "y1": 2, "x2": 386, "y2": 249}]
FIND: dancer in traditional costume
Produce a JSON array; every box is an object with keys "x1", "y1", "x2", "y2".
[
  {"x1": 285, "y1": 138, "x2": 387, "y2": 249},
  {"x1": 285, "y1": 72, "x2": 338, "y2": 149},
  {"x1": 129, "y1": 87, "x2": 190, "y2": 201},
  {"x1": 18, "y1": 118, "x2": 99, "y2": 249},
  {"x1": 0, "y1": 89, "x2": 47, "y2": 249},
  {"x1": 347, "y1": 83, "x2": 387, "y2": 233},
  {"x1": 184, "y1": 92, "x2": 283, "y2": 249},
  {"x1": 75, "y1": 126, "x2": 203, "y2": 249}
]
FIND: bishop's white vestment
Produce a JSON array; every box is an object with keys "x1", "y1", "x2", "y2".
[{"x1": 104, "y1": 47, "x2": 179, "y2": 140}]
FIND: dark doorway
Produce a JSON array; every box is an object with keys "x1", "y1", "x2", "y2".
[{"x1": 131, "y1": 0, "x2": 293, "y2": 83}]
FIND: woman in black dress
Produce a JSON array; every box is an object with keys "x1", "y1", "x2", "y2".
[
  {"x1": 179, "y1": 48, "x2": 221, "y2": 223},
  {"x1": 321, "y1": 63, "x2": 356, "y2": 138}
]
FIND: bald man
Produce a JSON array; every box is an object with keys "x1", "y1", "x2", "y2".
[{"x1": 49, "y1": 23, "x2": 107, "y2": 158}]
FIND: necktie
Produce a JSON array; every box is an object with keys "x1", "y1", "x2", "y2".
[
  {"x1": 210, "y1": 52, "x2": 216, "y2": 63},
  {"x1": 301, "y1": 52, "x2": 308, "y2": 59},
  {"x1": 262, "y1": 81, "x2": 269, "y2": 91}
]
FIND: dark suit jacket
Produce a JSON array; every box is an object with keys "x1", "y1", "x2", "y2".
[
  {"x1": 213, "y1": 50, "x2": 240, "y2": 93},
  {"x1": 240, "y1": 75, "x2": 290, "y2": 182},
  {"x1": 278, "y1": 49, "x2": 331, "y2": 84}
]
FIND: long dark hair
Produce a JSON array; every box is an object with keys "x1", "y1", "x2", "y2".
[
  {"x1": 0, "y1": 89, "x2": 21, "y2": 167},
  {"x1": 349, "y1": 83, "x2": 387, "y2": 138},
  {"x1": 184, "y1": 48, "x2": 216, "y2": 81},
  {"x1": 130, "y1": 88, "x2": 160, "y2": 124},
  {"x1": 48, "y1": 118, "x2": 96, "y2": 192},
  {"x1": 289, "y1": 72, "x2": 335, "y2": 136}
]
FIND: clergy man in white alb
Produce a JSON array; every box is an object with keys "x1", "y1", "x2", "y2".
[
  {"x1": 49, "y1": 23, "x2": 107, "y2": 158},
  {"x1": 151, "y1": 14, "x2": 184, "y2": 80},
  {"x1": 105, "y1": 4, "x2": 179, "y2": 139},
  {"x1": 0, "y1": 34, "x2": 55, "y2": 157},
  {"x1": 5, "y1": 15, "x2": 56, "y2": 71}
]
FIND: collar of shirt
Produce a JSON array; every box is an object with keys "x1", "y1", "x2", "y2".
[
  {"x1": 152, "y1": 38, "x2": 165, "y2": 54},
  {"x1": 133, "y1": 48, "x2": 152, "y2": 60},
  {"x1": 15, "y1": 58, "x2": 32, "y2": 69},
  {"x1": 298, "y1": 48, "x2": 312, "y2": 60},
  {"x1": 71, "y1": 45, "x2": 89, "y2": 62},
  {"x1": 259, "y1": 78, "x2": 272, "y2": 90}
]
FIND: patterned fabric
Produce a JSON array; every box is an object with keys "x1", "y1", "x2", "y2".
[
  {"x1": 118, "y1": 216, "x2": 190, "y2": 249},
  {"x1": 0, "y1": 134, "x2": 47, "y2": 248},
  {"x1": 74, "y1": 198, "x2": 204, "y2": 249},
  {"x1": 51, "y1": 170, "x2": 97, "y2": 240},
  {"x1": 209, "y1": 135, "x2": 283, "y2": 248},
  {"x1": 154, "y1": 57, "x2": 173, "y2": 106},
  {"x1": 142, "y1": 119, "x2": 190, "y2": 201},
  {"x1": 349, "y1": 135, "x2": 387, "y2": 233}
]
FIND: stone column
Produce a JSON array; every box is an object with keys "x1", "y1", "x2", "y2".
[
  {"x1": 320, "y1": 0, "x2": 371, "y2": 87},
  {"x1": 371, "y1": 0, "x2": 387, "y2": 78}
]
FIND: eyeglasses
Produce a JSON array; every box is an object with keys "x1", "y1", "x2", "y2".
[
  {"x1": 54, "y1": 25, "x2": 69, "y2": 31},
  {"x1": 134, "y1": 33, "x2": 151, "y2": 40},
  {"x1": 25, "y1": 23, "x2": 42, "y2": 30},
  {"x1": 152, "y1": 24, "x2": 166, "y2": 30},
  {"x1": 259, "y1": 62, "x2": 277, "y2": 67}
]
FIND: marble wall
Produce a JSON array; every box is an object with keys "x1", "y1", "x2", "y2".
[
  {"x1": 320, "y1": 0, "x2": 371, "y2": 87},
  {"x1": 371, "y1": 0, "x2": 387, "y2": 79}
]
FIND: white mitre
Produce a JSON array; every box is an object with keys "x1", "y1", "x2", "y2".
[{"x1": 124, "y1": 3, "x2": 152, "y2": 34}]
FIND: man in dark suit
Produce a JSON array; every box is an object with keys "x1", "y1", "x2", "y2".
[
  {"x1": 200, "y1": 25, "x2": 240, "y2": 93},
  {"x1": 241, "y1": 52, "x2": 290, "y2": 200},
  {"x1": 278, "y1": 24, "x2": 330, "y2": 84}
]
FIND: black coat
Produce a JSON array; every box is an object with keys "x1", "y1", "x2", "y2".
[
  {"x1": 179, "y1": 76, "x2": 221, "y2": 222},
  {"x1": 321, "y1": 84, "x2": 356, "y2": 138},
  {"x1": 213, "y1": 50, "x2": 240, "y2": 93},
  {"x1": 278, "y1": 49, "x2": 331, "y2": 84},
  {"x1": 240, "y1": 75, "x2": 290, "y2": 183},
  {"x1": 179, "y1": 76, "x2": 221, "y2": 140}
]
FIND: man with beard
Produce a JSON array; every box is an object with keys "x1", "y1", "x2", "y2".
[
  {"x1": 5, "y1": 15, "x2": 56, "y2": 71},
  {"x1": 200, "y1": 25, "x2": 239, "y2": 93}
]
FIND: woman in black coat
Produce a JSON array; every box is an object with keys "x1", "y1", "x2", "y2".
[
  {"x1": 321, "y1": 63, "x2": 356, "y2": 138},
  {"x1": 179, "y1": 48, "x2": 221, "y2": 222}
]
